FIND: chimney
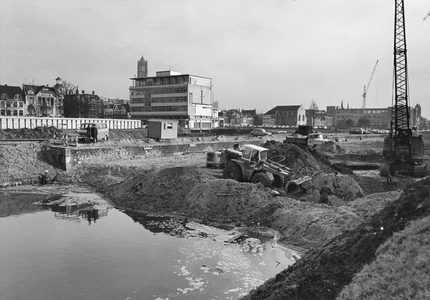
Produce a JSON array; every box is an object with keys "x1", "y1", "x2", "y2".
[
  {"x1": 82, "y1": 90, "x2": 85, "y2": 94},
  {"x1": 92, "y1": 91, "x2": 95, "y2": 95}
]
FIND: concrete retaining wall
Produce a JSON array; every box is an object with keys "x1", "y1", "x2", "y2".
[{"x1": 42, "y1": 140, "x2": 265, "y2": 171}]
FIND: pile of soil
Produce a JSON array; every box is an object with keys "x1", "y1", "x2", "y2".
[
  {"x1": 0, "y1": 143, "x2": 61, "y2": 183},
  {"x1": 262, "y1": 140, "x2": 333, "y2": 176}
]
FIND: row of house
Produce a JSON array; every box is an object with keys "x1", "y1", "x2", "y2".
[{"x1": 0, "y1": 79, "x2": 130, "y2": 119}]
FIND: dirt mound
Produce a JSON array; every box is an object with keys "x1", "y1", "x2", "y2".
[
  {"x1": 186, "y1": 179, "x2": 274, "y2": 224},
  {"x1": 71, "y1": 164, "x2": 276, "y2": 224},
  {"x1": 241, "y1": 177, "x2": 430, "y2": 300},
  {"x1": 262, "y1": 140, "x2": 333, "y2": 176},
  {"x1": 0, "y1": 143, "x2": 62, "y2": 183}
]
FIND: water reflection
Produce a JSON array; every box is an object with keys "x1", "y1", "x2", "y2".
[
  {"x1": 0, "y1": 189, "x2": 112, "y2": 226},
  {"x1": 0, "y1": 191, "x2": 52, "y2": 217}
]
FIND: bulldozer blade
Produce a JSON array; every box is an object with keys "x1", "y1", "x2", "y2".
[
  {"x1": 290, "y1": 176, "x2": 311, "y2": 185},
  {"x1": 285, "y1": 176, "x2": 312, "y2": 195}
]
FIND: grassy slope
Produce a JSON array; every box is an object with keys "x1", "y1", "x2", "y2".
[
  {"x1": 241, "y1": 177, "x2": 430, "y2": 300},
  {"x1": 337, "y1": 214, "x2": 430, "y2": 300}
]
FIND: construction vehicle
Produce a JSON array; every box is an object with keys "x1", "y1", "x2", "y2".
[
  {"x1": 380, "y1": 0, "x2": 426, "y2": 178},
  {"x1": 222, "y1": 144, "x2": 311, "y2": 194},
  {"x1": 284, "y1": 132, "x2": 329, "y2": 149},
  {"x1": 295, "y1": 125, "x2": 314, "y2": 136},
  {"x1": 206, "y1": 144, "x2": 242, "y2": 169}
]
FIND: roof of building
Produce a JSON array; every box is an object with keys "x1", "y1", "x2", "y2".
[
  {"x1": 0, "y1": 85, "x2": 23, "y2": 98},
  {"x1": 148, "y1": 119, "x2": 179, "y2": 123},
  {"x1": 22, "y1": 84, "x2": 59, "y2": 96},
  {"x1": 264, "y1": 105, "x2": 302, "y2": 115},
  {"x1": 131, "y1": 73, "x2": 211, "y2": 80}
]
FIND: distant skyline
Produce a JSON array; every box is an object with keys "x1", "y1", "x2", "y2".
[{"x1": 1, "y1": 0, "x2": 429, "y2": 117}]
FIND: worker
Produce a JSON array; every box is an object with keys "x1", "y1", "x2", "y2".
[
  {"x1": 92, "y1": 125, "x2": 98, "y2": 143},
  {"x1": 40, "y1": 170, "x2": 49, "y2": 185},
  {"x1": 319, "y1": 180, "x2": 332, "y2": 204},
  {"x1": 86, "y1": 125, "x2": 92, "y2": 143},
  {"x1": 387, "y1": 173, "x2": 393, "y2": 190},
  {"x1": 333, "y1": 171, "x2": 340, "y2": 192}
]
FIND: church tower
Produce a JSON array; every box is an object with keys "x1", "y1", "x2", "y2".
[{"x1": 137, "y1": 56, "x2": 148, "y2": 78}]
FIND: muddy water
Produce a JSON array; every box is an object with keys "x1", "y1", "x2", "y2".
[{"x1": 0, "y1": 188, "x2": 296, "y2": 300}]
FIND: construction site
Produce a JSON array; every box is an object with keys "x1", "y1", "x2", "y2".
[
  {"x1": 1, "y1": 1, "x2": 430, "y2": 299},
  {"x1": 1, "y1": 123, "x2": 429, "y2": 299}
]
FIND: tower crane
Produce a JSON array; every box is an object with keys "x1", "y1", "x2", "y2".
[
  {"x1": 362, "y1": 60, "x2": 379, "y2": 108},
  {"x1": 380, "y1": 0, "x2": 426, "y2": 178}
]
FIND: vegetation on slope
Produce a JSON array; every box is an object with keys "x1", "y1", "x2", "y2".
[
  {"x1": 241, "y1": 177, "x2": 430, "y2": 300},
  {"x1": 337, "y1": 214, "x2": 430, "y2": 300}
]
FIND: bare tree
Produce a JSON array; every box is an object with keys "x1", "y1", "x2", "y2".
[{"x1": 54, "y1": 79, "x2": 77, "y2": 98}]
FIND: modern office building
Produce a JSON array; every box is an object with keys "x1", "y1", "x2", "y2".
[
  {"x1": 129, "y1": 69, "x2": 215, "y2": 129},
  {"x1": 326, "y1": 104, "x2": 420, "y2": 129}
]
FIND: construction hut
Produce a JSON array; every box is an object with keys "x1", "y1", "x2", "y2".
[{"x1": 147, "y1": 119, "x2": 179, "y2": 139}]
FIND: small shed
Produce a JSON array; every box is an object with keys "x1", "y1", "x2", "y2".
[{"x1": 147, "y1": 119, "x2": 179, "y2": 139}]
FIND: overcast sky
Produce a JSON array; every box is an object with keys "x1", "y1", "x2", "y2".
[{"x1": 1, "y1": 0, "x2": 429, "y2": 118}]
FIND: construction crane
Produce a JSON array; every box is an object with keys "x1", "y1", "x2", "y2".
[
  {"x1": 362, "y1": 60, "x2": 379, "y2": 108},
  {"x1": 380, "y1": 0, "x2": 426, "y2": 178}
]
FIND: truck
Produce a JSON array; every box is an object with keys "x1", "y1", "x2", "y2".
[
  {"x1": 284, "y1": 132, "x2": 329, "y2": 149},
  {"x1": 295, "y1": 125, "x2": 314, "y2": 136}
]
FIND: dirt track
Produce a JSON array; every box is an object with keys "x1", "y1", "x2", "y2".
[{"x1": 1, "y1": 128, "x2": 430, "y2": 299}]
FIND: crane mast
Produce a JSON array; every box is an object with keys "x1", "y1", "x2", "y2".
[
  {"x1": 362, "y1": 60, "x2": 379, "y2": 108},
  {"x1": 393, "y1": 0, "x2": 410, "y2": 135}
]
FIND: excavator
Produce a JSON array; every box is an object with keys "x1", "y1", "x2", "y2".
[{"x1": 380, "y1": 0, "x2": 427, "y2": 178}]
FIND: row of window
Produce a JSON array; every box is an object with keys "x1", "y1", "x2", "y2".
[
  {"x1": 338, "y1": 115, "x2": 387, "y2": 119},
  {"x1": 130, "y1": 87, "x2": 188, "y2": 96},
  {"x1": 0, "y1": 100, "x2": 24, "y2": 108},
  {"x1": 131, "y1": 96, "x2": 188, "y2": 104},
  {"x1": 134, "y1": 76, "x2": 188, "y2": 87},
  {"x1": 0, "y1": 109, "x2": 24, "y2": 116},
  {"x1": 130, "y1": 106, "x2": 187, "y2": 112},
  {"x1": 0, "y1": 94, "x2": 23, "y2": 100},
  {"x1": 336, "y1": 110, "x2": 387, "y2": 114}
]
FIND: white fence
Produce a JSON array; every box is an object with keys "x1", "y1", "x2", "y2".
[{"x1": 0, "y1": 116, "x2": 142, "y2": 130}]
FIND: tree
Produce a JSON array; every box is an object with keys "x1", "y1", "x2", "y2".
[
  {"x1": 345, "y1": 119, "x2": 354, "y2": 127},
  {"x1": 54, "y1": 79, "x2": 77, "y2": 98},
  {"x1": 308, "y1": 100, "x2": 319, "y2": 126},
  {"x1": 357, "y1": 117, "x2": 370, "y2": 128}
]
